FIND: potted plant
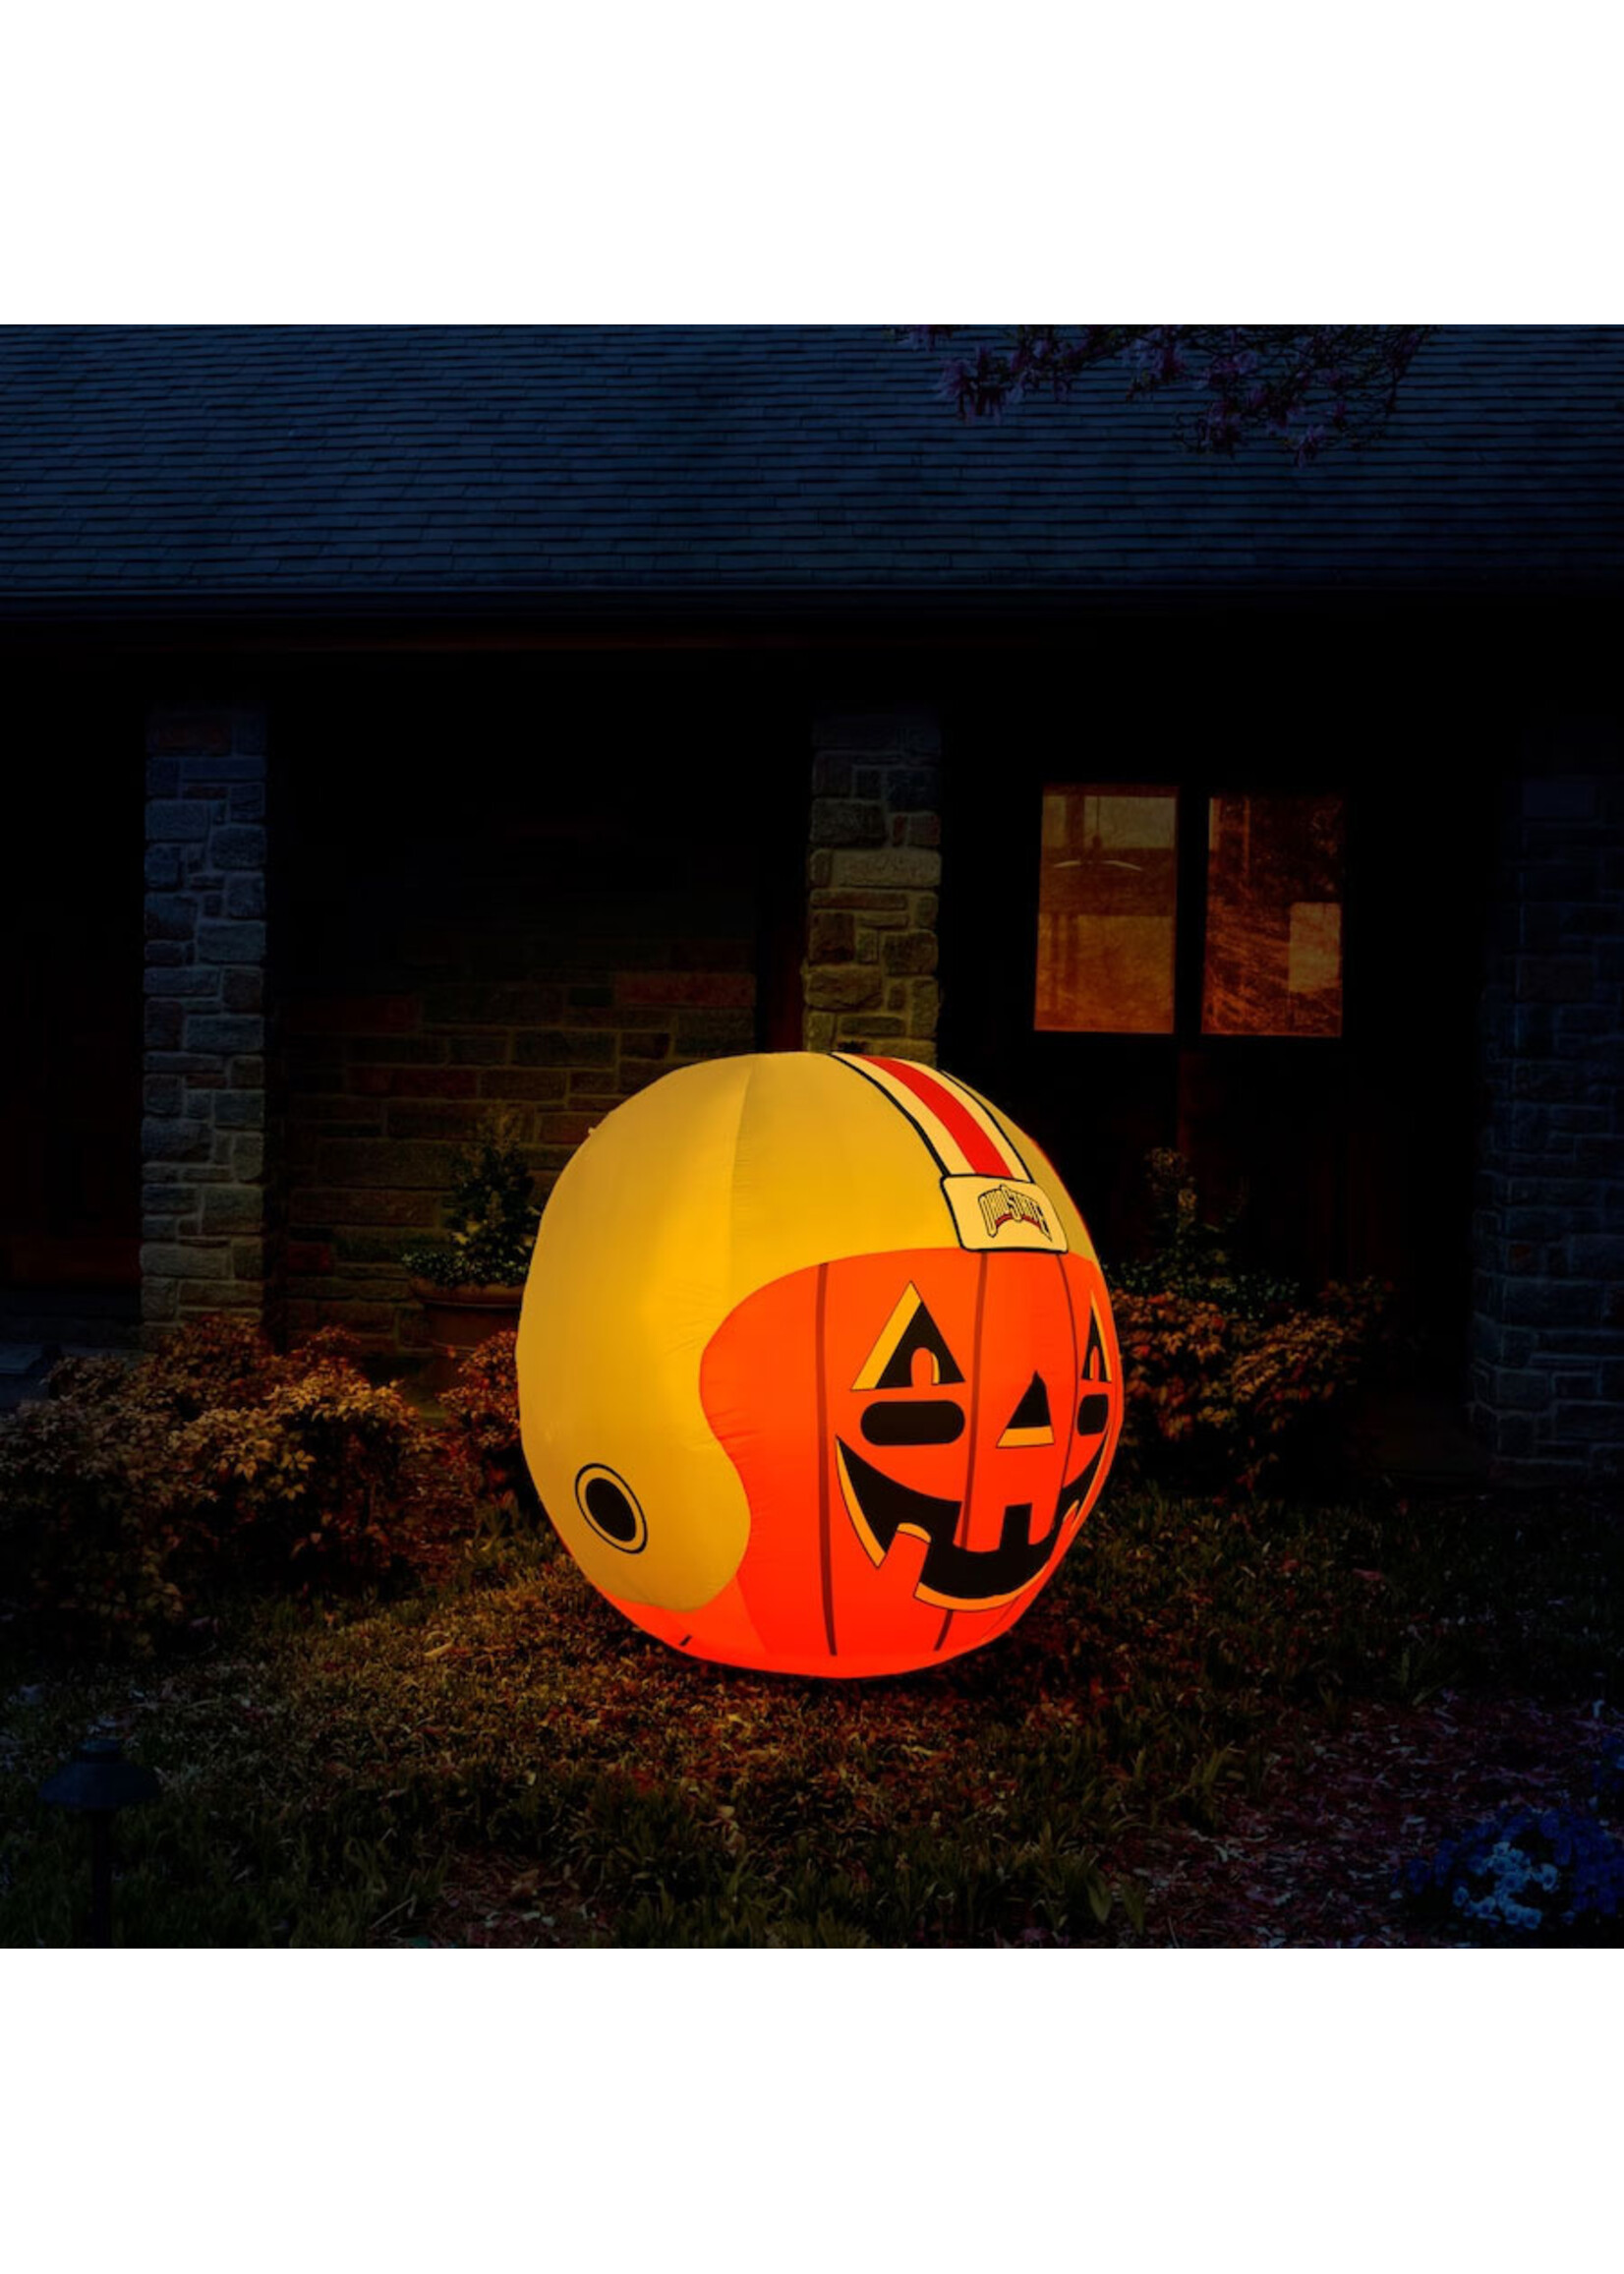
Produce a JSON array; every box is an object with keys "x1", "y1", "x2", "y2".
[{"x1": 401, "y1": 1116, "x2": 543, "y2": 1370}]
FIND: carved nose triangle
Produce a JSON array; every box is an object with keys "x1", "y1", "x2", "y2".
[{"x1": 998, "y1": 1371, "x2": 1054, "y2": 1448}]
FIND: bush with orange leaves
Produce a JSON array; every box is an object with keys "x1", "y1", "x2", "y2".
[
  {"x1": 438, "y1": 1329, "x2": 536, "y2": 1521},
  {"x1": 0, "y1": 1317, "x2": 487, "y2": 1653},
  {"x1": 1112, "y1": 1280, "x2": 1394, "y2": 1495},
  {"x1": 1108, "y1": 1153, "x2": 1395, "y2": 1495}
]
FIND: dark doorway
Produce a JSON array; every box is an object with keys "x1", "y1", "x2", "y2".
[
  {"x1": 0, "y1": 672, "x2": 143, "y2": 1341},
  {"x1": 266, "y1": 650, "x2": 807, "y2": 1359}
]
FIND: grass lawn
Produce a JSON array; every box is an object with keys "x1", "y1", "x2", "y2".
[{"x1": 3, "y1": 1483, "x2": 1622, "y2": 1948}]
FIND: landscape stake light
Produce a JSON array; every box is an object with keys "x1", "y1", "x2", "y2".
[{"x1": 40, "y1": 1737, "x2": 161, "y2": 1948}]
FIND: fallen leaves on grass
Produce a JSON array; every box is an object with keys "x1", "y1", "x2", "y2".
[{"x1": 5, "y1": 1484, "x2": 1623, "y2": 1946}]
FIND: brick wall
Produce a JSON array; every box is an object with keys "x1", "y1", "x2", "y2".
[
  {"x1": 1470, "y1": 720, "x2": 1624, "y2": 1479},
  {"x1": 141, "y1": 704, "x2": 272, "y2": 1346},
  {"x1": 802, "y1": 708, "x2": 943, "y2": 1064}
]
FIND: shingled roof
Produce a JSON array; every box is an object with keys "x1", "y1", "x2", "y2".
[{"x1": 0, "y1": 324, "x2": 1620, "y2": 614}]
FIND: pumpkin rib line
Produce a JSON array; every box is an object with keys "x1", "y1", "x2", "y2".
[{"x1": 814, "y1": 1259, "x2": 838, "y2": 1659}]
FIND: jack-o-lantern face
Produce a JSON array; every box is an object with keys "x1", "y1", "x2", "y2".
[
  {"x1": 517, "y1": 1049, "x2": 1123, "y2": 1679},
  {"x1": 690, "y1": 1245, "x2": 1119, "y2": 1674},
  {"x1": 833, "y1": 1264, "x2": 1114, "y2": 1611}
]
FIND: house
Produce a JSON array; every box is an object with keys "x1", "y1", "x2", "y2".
[{"x1": 1, "y1": 324, "x2": 1620, "y2": 1478}]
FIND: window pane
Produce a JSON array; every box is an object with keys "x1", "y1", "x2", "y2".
[
  {"x1": 1201, "y1": 793, "x2": 1345, "y2": 1037},
  {"x1": 1035, "y1": 786, "x2": 1178, "y2": 1033}
]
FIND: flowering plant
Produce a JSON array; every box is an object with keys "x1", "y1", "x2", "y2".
[{"x1": 1399, "y1": 1806, "x2": 1624, "y2": 1943}]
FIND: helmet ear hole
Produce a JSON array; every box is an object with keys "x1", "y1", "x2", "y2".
[{"x1": 574, "y1": 1465, "x2": 648, "y2": 1553}]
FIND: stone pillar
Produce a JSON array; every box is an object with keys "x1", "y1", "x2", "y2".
[
  {"x1": 802, "y1": 708, "x2": 943, "y2": 1065},
  {"x1": 1469, "y1": 718, "x2": 1624, "y2": 1480},
  {"x1": 141, "y1": 704, "x2": 272, "y2": 1345}
]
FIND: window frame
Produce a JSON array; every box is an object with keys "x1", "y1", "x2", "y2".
[{"x1": 1033, "y1": 776, "x2": 1351, "y2": 1048}]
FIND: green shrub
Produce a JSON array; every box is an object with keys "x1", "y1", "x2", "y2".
[
  {"x1": 1112, "y1": 1146, "x2": 1302, "y2": 1321},
  {"x1": 400, "y1": 1114, "x2": 542, "y2": 1289}
]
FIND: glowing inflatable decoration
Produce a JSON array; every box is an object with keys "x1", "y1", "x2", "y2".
[{"x1": 516, "y1": 1052, "x2": 1122, "y2": 1677}]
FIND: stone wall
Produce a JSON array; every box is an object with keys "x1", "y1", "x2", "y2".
[
  {"x1": 1470, "y1": 721, "x2": 1624, "y2": 1480},
  {"x1": 801, "y1": 709, "x2": 942, "y2": 1065},
  {"x1": 140, "y1": 704, "x2": 272, "y2": 1346}
]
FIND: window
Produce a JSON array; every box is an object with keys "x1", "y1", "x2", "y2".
[
  {"x1": 1034, "y1": 785, "x2": 1345, "y2": 1038},
  {"x1": 1035, "y1": 785, "x2": 1179, "y2": 1034},
  {"x1": 1202, "y1": 792, "x2": 1345, "y2": 1037}
]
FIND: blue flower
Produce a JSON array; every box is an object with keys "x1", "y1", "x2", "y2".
[{"x1": 1401, "y1": 1804, "x2": 1624, "y2": 1940}]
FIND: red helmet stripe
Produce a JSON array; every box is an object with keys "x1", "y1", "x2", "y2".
[{"x1": 858, "y1": 1056, "x2": 1015, "y2": 1178}]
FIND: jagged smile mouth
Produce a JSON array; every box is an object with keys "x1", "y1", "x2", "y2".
[{"x1": 835, "y1": 1435, "x2": 1110, "y2": 1612}]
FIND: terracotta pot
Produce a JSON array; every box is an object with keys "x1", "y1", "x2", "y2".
[{"x1": 409, "y1": 1278, "x2": 525, "y2": 1364}]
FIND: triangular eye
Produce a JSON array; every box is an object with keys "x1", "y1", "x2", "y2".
[
  {"x1": 1075, "y1": 1303, "x2": 1113, "y2": 1434},
  {"x1": 998, "y1": 1372, "x2": 1054, "y2": 1448},
  {"x1": 1077, "y1": 1302, "x2": 1112, "y2": 1434},
  {"x1": 852, "y1": 1281, "x2": 966, "y2": 1391},
  {"x1": 1080, "y1": 1303, "x2": 1111, "y2": 1384}
]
